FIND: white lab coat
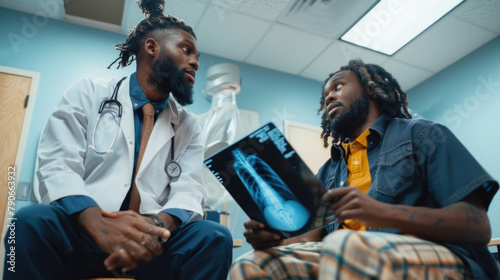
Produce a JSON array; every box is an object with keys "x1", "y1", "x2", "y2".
[{"x1": 34, "y1": 75, "x2": 206, "y2": 218}]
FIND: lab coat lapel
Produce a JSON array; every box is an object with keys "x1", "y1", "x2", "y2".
[
  {"x1": 117, "y1": 76, "x2": 135, "y2": 174},
  {"x1": 137, "y1": 97, "x2": 178, "y2": 176}
]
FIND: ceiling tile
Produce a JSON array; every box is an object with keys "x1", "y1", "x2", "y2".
[
  {"x1": 452, "y1": 0, "x2": 500, "y2": 34},
  {"x1": 0, "y1": 0, "x2": 64, "y2": 20},
  {"x1": 393, "y1": 16, "x2": 497, "y2": 73},
  {"x1": 381, "y1": 59, "x2": 435, "y2": 91},
  {"x1": 122, "y1": 0, "x2": 207, "y2": 34},
  {"x1": 195, "y1": 6, "x2": 272, "y2": 61},
  {"x1": 209, "y1": 0, "x2": 290, "y2": 21},
  {"x1": 277, "y1": 0, "x2": 378, "y2": 39},
  {"x1": 246, "y1": 24, "x2": 331, "y2": 75},
  {"x1": 301, "y1": 40, "x2": 389, "y2": 82}
]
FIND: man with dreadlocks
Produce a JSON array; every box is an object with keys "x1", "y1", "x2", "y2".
[
  {"x1": 230, "y1": 59, "x2": 499, "y2": 280},
  {"x1": 4, "y1": 0, "x2": 232, "y2": 279}
]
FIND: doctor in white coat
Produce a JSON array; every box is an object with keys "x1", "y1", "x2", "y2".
[{"x1": 4, "y1": 1, "x2": 233, "y2": 280}]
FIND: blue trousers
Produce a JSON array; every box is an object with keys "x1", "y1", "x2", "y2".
[{"x1": 3, "y1": 204, "x2": 233, "y2": 280}]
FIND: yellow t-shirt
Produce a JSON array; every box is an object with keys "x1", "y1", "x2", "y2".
[{"x1": 340, "y1": 129, "x2": 371, "y2": 230}]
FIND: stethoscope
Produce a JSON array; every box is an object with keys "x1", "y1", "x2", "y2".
[{"x1": 89, "y1": 77, "x2": 181, "y2": 179}]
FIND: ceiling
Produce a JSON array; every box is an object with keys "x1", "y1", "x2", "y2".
[{"x1": 1, "y1": 0, "x2": 500, "y2": 90}]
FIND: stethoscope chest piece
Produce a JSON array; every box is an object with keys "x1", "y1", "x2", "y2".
[
  {"x1": 166, "y1": 124, "x2": 181, "y2": 179},
  {"x1": 166, "y1": 161, "x2": 182, "y2": 179}
]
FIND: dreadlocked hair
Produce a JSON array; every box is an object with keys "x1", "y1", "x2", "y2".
[
  {"x1": 108, "y1": 0, "x2": 196, "y2": 69},
  {"x1": 318, "y1": 59, "x2": 412, "y2": 147}
]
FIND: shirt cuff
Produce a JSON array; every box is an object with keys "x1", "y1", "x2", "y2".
[
  {"x1": 53, "y1": 195, "x2": 99, "y2": 215},
  {"x1": 160, "y1": 208, "x2": 194, "y2": 224}
]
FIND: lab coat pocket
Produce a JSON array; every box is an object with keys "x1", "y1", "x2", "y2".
[
  {"x1": 151, "y1": 148, "x2": 171, "y2": 204},
  {"x1": 152, "y1": 171, "x2": 170, "y2": 206},
  {"x1": 136, "y1": 149, "x2": 171, "y2": 206}
]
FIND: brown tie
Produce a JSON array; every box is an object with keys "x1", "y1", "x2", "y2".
[{"x1": 129, "y1": 103, "x2": 155, "y2": 213}]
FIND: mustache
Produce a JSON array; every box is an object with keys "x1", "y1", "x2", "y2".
[{"x1": 321, "y1": 102, "x2": 342, "y2": 118}]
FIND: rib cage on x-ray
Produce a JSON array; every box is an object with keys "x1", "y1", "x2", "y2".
[{"x1": 231, "y1": 149, "x2": 309, "y2": 231}]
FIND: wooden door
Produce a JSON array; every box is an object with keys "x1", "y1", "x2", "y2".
[
  {"x1": 0, "y1": 66, "x2": 39, "y2": 276},
  {"x1": 0, "y1": 72, "x2": 30, "y2": 227}
]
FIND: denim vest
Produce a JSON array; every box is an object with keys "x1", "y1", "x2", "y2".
[{"x1": 316, "y1": 114, "x2": 499, "y2": 279}]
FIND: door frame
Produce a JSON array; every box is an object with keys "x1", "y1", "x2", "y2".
[
  {"x1": 0, "y1": 65, "x2": 40, "y2": 276},
  {"x1": 0, "y1": 66, "x2": 40, "y2": 185}
]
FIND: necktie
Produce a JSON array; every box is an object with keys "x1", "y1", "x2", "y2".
[{"x1": 129, "y1": 102, "x2": 155, "y2": 213}]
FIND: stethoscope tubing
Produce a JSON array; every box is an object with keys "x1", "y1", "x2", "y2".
[
  {"x1": 89, "y1": 77, "x2": 126, "y2": 155},
  {"x1": 89, "y1": 76, "x2": 180, "y2": 178}
]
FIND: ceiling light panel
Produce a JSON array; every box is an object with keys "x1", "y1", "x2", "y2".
[
  {"x1": 278, "y1": 0, "x2": 378, "y2": 39},
  {"x1": 341, "y1": 0, "x2": 464, "y2": 55}
]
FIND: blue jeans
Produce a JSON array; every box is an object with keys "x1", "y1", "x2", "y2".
[{"x1": 3, "y1": 204, "x2": 233, "y2": 280}]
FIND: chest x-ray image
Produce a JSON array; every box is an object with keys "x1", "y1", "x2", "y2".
[{"x1": 231, "y1": 148, "x2": 309, "y2": 232}]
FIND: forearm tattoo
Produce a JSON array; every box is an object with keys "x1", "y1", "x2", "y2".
[
  {"x1": 391, "y1": 203, "x2": 480, "y2": 228},
  {"x1": 408, "y1": 209, "x2": 444, "y2": 227}
]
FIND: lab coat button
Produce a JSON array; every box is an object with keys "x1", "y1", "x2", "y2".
[
  {"x1": 129, "y1": 140, "x2": 133, "y2": 145},
  {"x1": 124, "y1": 184, "x2": 129, "y2": 188}
]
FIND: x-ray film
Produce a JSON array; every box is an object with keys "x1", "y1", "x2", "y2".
[{"x1": 204, "y1": 122, "x2": 335, "y2": 238}]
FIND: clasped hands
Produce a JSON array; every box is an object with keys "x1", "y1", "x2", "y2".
[{"x1": 78, "y1": 207, "x2": 170, "y2": 272}]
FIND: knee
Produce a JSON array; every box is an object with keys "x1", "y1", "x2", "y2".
[
  {"x1": 13, "y1": 204, "x2": 56, "y2": 227},
  {"x1": 322, "y1": 230, "x2": 373, "y2": 255},
  {"x1": 229, "y1": 257, "x2": 249, "y2": 278},
  {"x1": 4, "y1": 204, "x2": 65, "y2": 253},
  {"x1": 195, "y1": 220, "x2": 232, "y2": 243},
  {"x1": 9, "y1": 204, "x2": 67, "y2": 237},
  {"x1": 324, "y1": 229, "x2": 363, "y2": 242},
  {"x1": 184, "y1": 220, "x2": 233, "y2": 252},
  {"x1": 230, "y1": 251, "x2": 273, "y2": 280},
  {"x1": 232, "y1": 250, "x2": 259, "y2": 265}
]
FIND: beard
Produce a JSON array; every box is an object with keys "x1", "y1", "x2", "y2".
[
  {"x1": 328, "y1": 90, "x2": 369, "y2": 139},
  {"x1": 152, "y1": 52, "x2": 194, "y2": 106}
]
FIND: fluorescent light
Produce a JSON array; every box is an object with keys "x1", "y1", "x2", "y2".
[{"x1": 341, "y1": 0, "x2": 464, "y2": 55}]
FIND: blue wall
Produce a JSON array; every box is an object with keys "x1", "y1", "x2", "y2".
[
  {"x1": 407, "y1": 35, "x2": 500, "y2": 242},
  {"x1": 1, "y1": 5, "x2": 499, "y2": 261}
]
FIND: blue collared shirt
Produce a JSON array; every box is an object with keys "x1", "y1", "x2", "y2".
[
  {"x1": 55, "y1": 73, "x2": 192, "y2": 224},
  {"x1": 316, "y1": 114, "x2": 499, "y2": 279}
]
